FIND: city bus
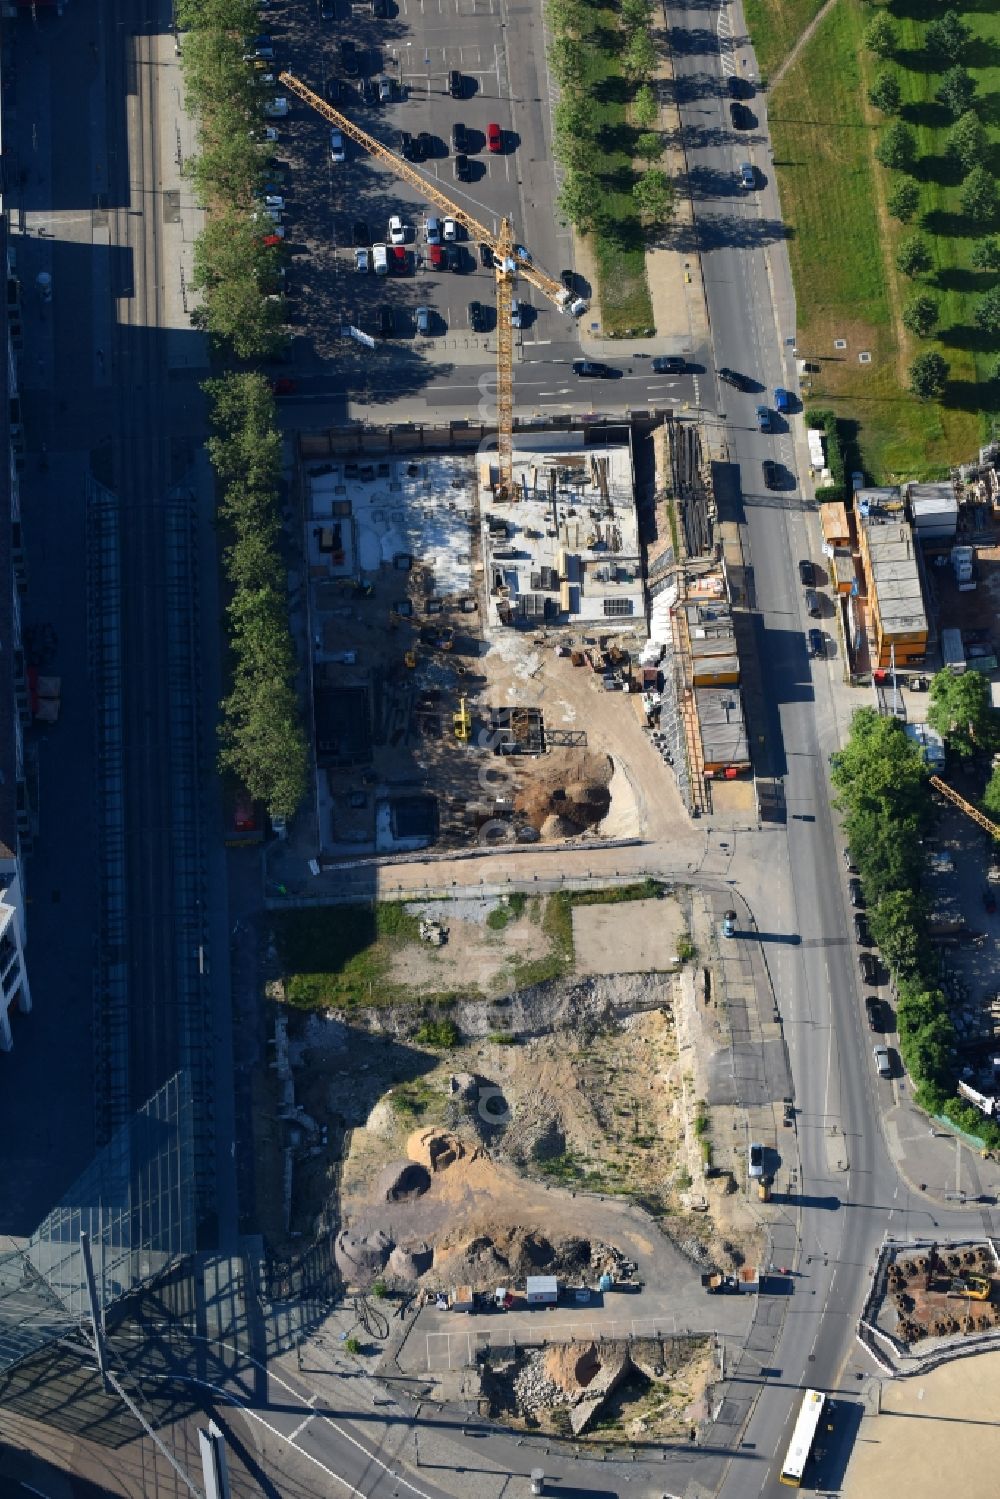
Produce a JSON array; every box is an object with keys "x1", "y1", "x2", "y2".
[{"x1": 779, "y1": 1388, "x2": 827, "y2": 1487}]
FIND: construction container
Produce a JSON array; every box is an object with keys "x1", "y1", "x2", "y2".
[
  {"x1": 525, "y1": 1275, "x2": 559, "y2": 1306},
  {"x1": 560, "y1": 580, "x2": 572, "y2": 614}
]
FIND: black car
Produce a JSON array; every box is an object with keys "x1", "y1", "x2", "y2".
[
  {"x1": 372, "y1": 0, "x2": 388, "y2": 14},
  {"x1": 377, "y1": 305, "x2": 394, "y2": 339},
  {"x1": 843, "y1": 847, "x2": 859, "y2": 874},
  {"x1": 864, "y1": 995, "x2": 883, "y2": 1033},
  {"x1": 452, "y1": 121, "x2": 468, "y2": 154},
  {"x1": 726, "y1": 74, "x2": 753, "y2": 99},
  {"x1": 341, "y1": 39, "x2": 360, "y2": 77},
  {"x1": 449, "y1": 69, "x2": 465, "y2": 98},
  {"x1": 808, "y1": 627, "x2": 824, "y2": 658},
  {"x1": 468, "y1": 300, "x2": 486, "y2": 331},
  {"x1": 326, "y1": 78, "x2": 344, "y2": 104},
  {"x1": 454, "y1": 152, "x2": 471, "y2": 182},
  {"x1": 352, "y1": 219, "x2": 370, "y2": 247},
  {"x1": 718, "y1": 366, "x2": 749, "y2": 389},
  {"x1": 572, "y1": 358, "x2": 616, "y2": 378},
  {"x1": 652, "y1": 355, "x2": 684, "y2": 374},
  {"x1": 560, "y1": 268, "x2": 574, "y2": 293},
  {"x1": 479, "y1": 243, "x2": 495, "y2": 269},
  {"x1": 859, "y1": 952, "x2": 879, "y2": 985},
  {"x1": 849, "y1": 878, "x2": 865, "y2": 909},
  {"x1": 798, "y1": 558, "x2": 815, "y2": 586},
  {"x1": 730, "y1": 101, "x2": 751, "y2": 130},
  {"x1": 762, "y1": 458, "x2": 779, "y2": 490},
  {"x1": 358, "y1": 77, "x2": 378, "y2": 105},
  {"x1": 398, "y1": 129, "x2": 415, "y2": 160},
  {"x1": 853, "y1": 913, "x2": 871, "y2": 946}
]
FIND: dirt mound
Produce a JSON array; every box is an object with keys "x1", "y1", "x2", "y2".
[
  {"x1": 387, "y1": 1241, "x2": 433, "y2": 1280},
  {"x1": 544, "y1": 1341, "x2": 603, "y2": 1392},
  {"x1": 334, "y1": 1228, "x2": 393, "y2": 1285},
  {"x1": 427, "y1": 1226, "x2": 624, "y2": 1290},
  {"x1": 514, "y1": 751, "x2": 613, "y2": 837},
  {"x1": 406, "y1": 1127, "x2": 470, "y2": 1173},
  {"x1": 375, "y1": 1159, "x2": 431, "y2": 1202},
  {"x1": 540, "y1": 813, "x2": 580, "y2": 839}
]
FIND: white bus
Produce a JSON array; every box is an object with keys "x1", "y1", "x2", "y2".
[{"x1": 779, "y1": 1388, "x2": 826, "y2": 1487}]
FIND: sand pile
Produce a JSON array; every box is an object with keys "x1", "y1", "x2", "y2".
[
  {"x1": 544, "y1": 1341, "x2": 603, "y2": 1393},
  {"x1": 375, "y1": 1160, "x2": 431, "y2": 1202},
  {"x1": 406, "y1": 1127, "x2": 471, "y2": 1173},
  {"x1": 514, "y1": 752, "x2": 613, "y2": 837}
]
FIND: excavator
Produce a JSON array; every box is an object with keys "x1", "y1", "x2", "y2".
[{"x1": 277, "y1": 71, "x2": 584, "y2": 506}]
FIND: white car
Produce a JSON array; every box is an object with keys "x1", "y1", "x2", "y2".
[
  {"x1": 372, "y1": 242, "x2": 389, "y2": 275},
  {"x1": 355, "y1": 247, "x2": 371, "y2": 273},
  {"x1": 442, "y1": 217, "x2": 457, "y2": 242},
  {"x1": 424, "y1": 216, "x2": 441, "y2": 245},
  {"x1": 510, "y1": 298, "x2": 523, "y2": 328},
  {"x1": 263, "y1": 97, "x2": 289, "y2": 118},
  {"x1": 330, "y1": 129, "x2": 345, "y2": 162},
  {"x1": 378, "y1": 76, "x2": 393, "y2": 102},
  {"x1": 388, "y1": 215, "x2": 406, "y2": 245},
  {"x1": 748, "y1": 1143, "x2": 764, "y2": 1179},
  {"x1": 262, "y1": 193, "x2": 284, "y2": 211},
  {"x1": 873, "y1": 1045, "x2": 892, "y2": 1078}
]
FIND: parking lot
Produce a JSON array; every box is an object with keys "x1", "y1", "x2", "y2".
[{"x1": 258, "y1": 0, "x2": 575, "y2": 366}]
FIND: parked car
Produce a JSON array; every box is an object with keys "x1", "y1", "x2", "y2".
[
  {"x1": 341, "y1": 39, "x2": 360, "y2": 76},
  {"x1": 798, "y1": 559, "x2": 815, "y2": 586},
  {"x1": 378, "y1": 76, "x2": 393, "y2": 103},
  {"x1": 390, "y1": 245, "x2": 407, "y2": 272},
  {"x1": 739, "y1": 161, "x2": 755, "y2": 189},
  {"x1": 804, "y1": 588, "x2": 821, "y2": 617},
  {"x1": 389, "y1": 215, "x2": 406, "y2": 244},
  {"x1": 479, "y1": 243, "x2": 495, "y2": 268},
  {"x1": 424, "y1": 216, "x2": 441, "y2": 245},
  {"x1": 652, "y1": 355, "x2": 685, "y2": 374},
  {"x1": 468, "y1": 300, "x2": 486, "y2": 331},
  {"x1": 864, "y1": 995, "x2": 883, "y2": 1033},
  {"x1": 748, "y1": 1143, "x2": 764, "y2": 1179},
  {"x1": 449, "y1": 69, "x2": 465, "y2": 97},
  {"x1": 808, "y1": 627, "x2": 824, "y2": 658},
  {"x1": 428, "y1": 243, "x2": 444, "y2": 268},
  {"x1": 721, "y1": 909, "x2": 738, "y2": 938},
  {"x1": 755, "y1": 404, "x2": 770, "y2": 432},
  {"x1": 372, "y1": 0, "x2": 388, "y2": 15},
  {"x1": 377, "y1": 305, "x2": 394, "y2": 339},
  {"x1": 560, "y1": 268, "x2": 574, "y2": 293},
  {"x1": 762, "y1": 458, "x2": 778, "y2": 490},
  {"x1": 326, "y1": 78, "x2": 345, "y2": 104},
  {"x1": 727, "y1": 74, "x2": 752, "y2": 99},
  {"x1": 859, "y1": 952, "x2": 879, "y2": 985},
  {"x1": 398, "y1": 130, "x2": 416, "y2": 160},
  {"x1": 329, "y1": 129, "x2": 346, "y2": 162},
  {"x1": 372, "y1": 242, "x2": 389, "y2": 275},
  {"x1": 849, "y1": 878, "x2": 865, "y2": 909},
  {"x1": 843, "y1": 847, "x2": 859, "y2": 873},
  {"x1": 730, "y1": 101, "x2": 752, "y2": 129},
  {"x1": 263, "y1": 97, "x2": 289, "y2": 117},
  {"x1": 261, "y1": 192, "x2": 284, "y2": 211},
  {"x1": 774, "y1": 386, "x2": 792, "y2": 412},
  {"x1": 443, "y1": 217, "x2": 458, "y2": 242},
  {"x1": 452, "y1": 122, "x2": 469, "y2": 154},
  {"x1": 358, "y1": 77, "x2": 378, "y2": 106},
  {"x1": 416, "y1": 132, "x2": 434, "y2": 161},
  {"x1": 353, "y1": 219, "x2": 370, "y2": 247},
  {"x1": 873, "y1": 1045, "x2": 892, "y2": 1079},
  {"x1": 510, "y1": 298, "x2": 523, "y2": 328},
  {"x1": 454, "y1": 153, "x2": 471, "y2": 182},
  {"x1": 487, "y1": 121, "x2": 503, "y2": 153},
  {"x1": 354, "y1": 247, "x2": 370, "y2": 273},
  {"x1": 415, "y1": 305, "x2": 432, "y2": 335}
]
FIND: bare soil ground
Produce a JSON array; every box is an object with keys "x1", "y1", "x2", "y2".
[
  {"x1": 384, "y1": 897, "x2": 553, "y2": 994},
  {"x1": 571, "y1": 897, "x2": 686, "y2": 974}
]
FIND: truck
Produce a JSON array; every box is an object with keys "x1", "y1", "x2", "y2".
[
  {"x1": 448, "y1": 1285, "x2": 476, "y2": 1313},
  {"x1": 702, "y1": 1265, "x2": 761, "y2": 1293}
]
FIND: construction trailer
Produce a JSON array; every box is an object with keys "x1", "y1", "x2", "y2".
[{"x1": 525, "y1": 1275, "x2": 559, "y2": 1306}]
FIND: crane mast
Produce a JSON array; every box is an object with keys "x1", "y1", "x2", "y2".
[{"x1": 277, "y1": 70, "x2": 573, "y2": 502}]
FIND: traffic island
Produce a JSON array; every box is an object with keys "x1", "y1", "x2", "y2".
[{"x1": 860, "y1": 1237, "x2": 1000, "y2": 1375}]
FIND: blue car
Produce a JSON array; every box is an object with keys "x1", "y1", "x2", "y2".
[
  {"x1": 774, "y1": 387, "x2": 792, "y2": 413},
  {"x1": 755, "y1": 404, "x2": 770, "y2": 432}
]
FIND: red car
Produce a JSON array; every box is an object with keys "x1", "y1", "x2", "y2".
[
  {"x1": 428, "y1": 243, "x2": 444, "y2": 268},
  {"x1": 391, "y1": 245, "x2": 407, "y2": 272},
  {"x1": 261, "y1": 233, "x2": 283, "y2": 248},
  {"x1": 271, "y1": 377, "x2": 296, "y2": 395},
  {"x1": 487, "y1": 121, "x2": 502, "y2": 154}
]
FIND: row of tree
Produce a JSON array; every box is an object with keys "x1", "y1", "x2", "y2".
[
  {"x1": 177, "y1": 0, "x2": 288, "y2": 357},
  {"x1": 547, "y1": 0, "x2": 675, "y2": 235},
  {"x1": 831, "y1": 683, "x2": 1000, "y2": 1147},
  {"x1": 207, "y1": 374, "x2": 310, "y2": 820},
  {"x1": 861, "y1": 6, "x2": 999, "y2": 401}
]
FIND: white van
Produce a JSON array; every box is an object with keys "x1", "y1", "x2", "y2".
[{"x1": 372, "y1": 243, "x2": 388, "y2": 275}]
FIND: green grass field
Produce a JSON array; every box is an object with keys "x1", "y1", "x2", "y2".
[
  {"x1": 761, "y1": 0, "x2": 998, "y2": 477},
  {"x1": 741, "y1": 0, "x2": 830, "y2": 82}
]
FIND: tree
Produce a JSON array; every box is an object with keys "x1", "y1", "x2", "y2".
[
  {"x1": 895, "y1": 233, "x2": 932, "y2": 277},
  {"x1": 846, "y1": 807, "x2": 925, "y2": 905},
  {"x1": 928, "y1": 666, "x2": 994, "y2": 754},
  {"x1": 632, "y1": 83, "x2": 658, "y2": 130},
  {"x1": 983, "y1": 766, "x2": 1000, "y2": 821},
  {"x1": 924, "y1": 9, "x2": 971, "y2": 62},
  {"x1": 974, "y1": 287, "x2": 1000, "y2": 333},
  {"x1": 887, "y1": 178, "x2": 920, "y2": 224},
  {"x1": 558, "y1": 167, "x2": 602, "y2": 229},
  {"x1": 868, "y1": 70, "x2": 901, "y2": 114},
  {"x1": 936, "y1": 65, "x2": 977, "y2": 120},
  {"x1": 908, "y1": 350, "x2": 949, "y2": 399},
  {"x1": 622, "y1": 27, "x2": 657, "y2": 81},
  {"x1": 863, "y1": 12, "x2": 896, "y2": 57},
  {"x1": 548, "y1": 34, "x2": 588, "y2": 88},
  {"x1": 632, "y1": 168, "x2": 675, "y2": 223},
  {"x1": 971, "y1": 237, "x2": 1000, "y2": 271},
  {"x1": 635, "y1": 130, "x2": 662, "y2": 164},
  {"x1": 902, "y1": 293, "x2": 939, "y2": 336},
  {"x1": 619, "y1": 0, "x2": 651, "y2": 33},
  {"x1": 960, "y1": 165, "x2": 998, "y2": 224},
  {"x1": 831, "y1": 709, "x2": 928, "y2": 823},
  {"x1": 946, "y1": 110, "x2": 989, "y2": 174},
  {"x1": 874, "y1": 120, "x2": 916, "y2": 173},
  {"x1": 869, "y1": 889, "x2": 929, "y2": 977}
]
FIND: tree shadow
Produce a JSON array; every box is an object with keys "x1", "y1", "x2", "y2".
[
  {"x1": 937, "y1": 321, "x2": 995, "y2": 352},
  {"x1": 978, "y1": 92, "x2": 1000, "y2": 127},
  {"x1": 596, "y1": 121, "x2": 638, "y2": 154},
  {"x1": 679, "y1": 162, "x2": 751, "y2": 199},
  {"x1": 942, "y1": 376, "x2": 995, "y2": 410},
  {"x1": 915, "y1": 151, "x2": 964, "y2": 187},
  {"x1": 893, "y1": 47, "x2": 949, "y2": 71},
  {"x1": 593, "y1": 75, "x2": 631, "y2": 105},
  {"x1": 666, "y1": 24, "x2": 722, "y2": 56},
  {"x1": 923, "y1": 207, "x2": 988, "y2": 237},
  {"x1": 665, "y1": 213, "x2": 794, "y2": 254},
  {"x1": 901, "y1": 99, "x2": 953, "y2": 131},
  {"x1": 936, "y1": 265, "x2": 994, "y2": 294}
]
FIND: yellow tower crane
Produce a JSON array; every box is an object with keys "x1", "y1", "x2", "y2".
[
  {"x1": 277, "y1": 70, "x2": 578, "y2": 502},
  {"x1": 929, "y1": 775, "x2": 1000, "y2": 838}
]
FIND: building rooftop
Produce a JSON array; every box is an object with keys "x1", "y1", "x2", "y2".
[
  {"x1": 694, "y1": 685, "x2": 749, "y2": 769},
  {"x1": 481, "y1": 434, "x2": 643, "y2": 631},
  {"x1": 861, "y1": 515, "x2": 928, "y2": 638}
]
